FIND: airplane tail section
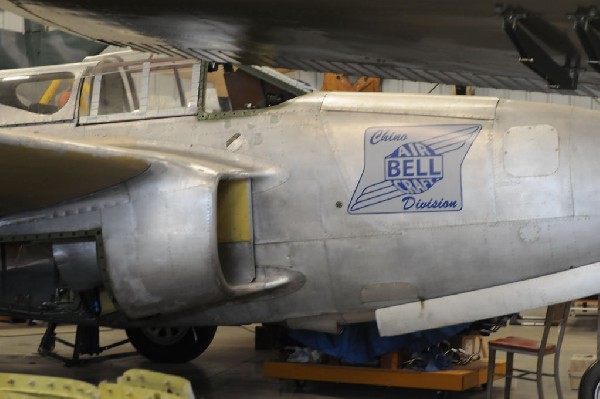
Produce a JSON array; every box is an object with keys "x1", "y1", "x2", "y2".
[{"x1": 375, "y1": 263, "x2": 600, "y2": 337}]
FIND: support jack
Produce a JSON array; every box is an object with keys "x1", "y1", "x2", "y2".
[{"x1": 38, "y1": 322, "x2": 135, "y2": 366}]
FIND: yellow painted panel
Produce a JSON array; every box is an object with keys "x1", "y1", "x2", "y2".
[
  {"x1": 0, "y1": 391, "x2": 47, "y2": 399},
  {"x1": 217, "y1": 180, "x2": 251, "y2": 243},
  {"x1": 99, "y1": 383, "x2": 180, "y2": 399},
  {"x1": 117, "y1": 370, "x2": 193, "y2": 399},
  {"x1": 0, "y1": 373, "x2": 98, "y2": 399},
  {"x1": 0, "y1": 370, "x2": 195, "y2": 399}
]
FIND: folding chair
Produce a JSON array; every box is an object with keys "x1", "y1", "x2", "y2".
[{"x1": 486, "y1": 302, "x2": 571, "y2": 399}]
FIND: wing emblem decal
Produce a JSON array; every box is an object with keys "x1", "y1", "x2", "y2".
[{"x1": 348, "y1": 124, "x2": 481, "y2": 214}]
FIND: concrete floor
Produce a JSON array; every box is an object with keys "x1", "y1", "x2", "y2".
[{"x1": 0, "y1": 310, "x2": 595, "y2": 399}]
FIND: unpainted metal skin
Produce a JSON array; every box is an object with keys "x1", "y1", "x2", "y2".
[{"x1": 0, "y1": 53, "x2": 599, "y2": 339}]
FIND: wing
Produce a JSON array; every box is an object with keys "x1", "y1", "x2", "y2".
[
  {"x1": 1, "y1": 0, "x2": 599, "y2": 94},
  {"x1": 376, "y1": 262, "x2": 600, "y2": 336},
  {"x1": 0, "y1": 129, "x2": 300, "y2": 320},
  {"x1": 0, "y1": 129, "x2": 149, "y2": 217}
]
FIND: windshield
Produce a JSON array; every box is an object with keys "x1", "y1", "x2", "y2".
[
  {"x1": 0, "y1": 72, "x2": 75, "y2": 115},
  {"x1": 79, "y1": 57, "x2": 200, "y2": 123}
]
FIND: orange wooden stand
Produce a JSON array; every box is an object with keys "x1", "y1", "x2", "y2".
[{"x1": 264, "y1": 359, "x2": 505, "y2": 391}]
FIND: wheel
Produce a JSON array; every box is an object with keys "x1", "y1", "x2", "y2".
[
  {"x1": 435, "y1": 390, "x2": 449, "y2": 399},
  {"x1": 126, "y1": 326, "x2": 217, "y2": 363},
  {"x1": 579, "y1": 360, "x2": 600, "y2": 399}
]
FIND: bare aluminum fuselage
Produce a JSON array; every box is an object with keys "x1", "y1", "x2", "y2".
[{"x1": 3, "y1": 90, "x2": 600, "y2": 334}]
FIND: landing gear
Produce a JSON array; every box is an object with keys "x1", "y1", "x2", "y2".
[
  {"x1": 579, "y1": 361, "x2": 600, "y2": 399},
  {"x1": 38, "y1": 322, "x2": 133, "y2": 366},
  {"x1": 126, "y1": 326, "x2": 217, "y2": 363}
]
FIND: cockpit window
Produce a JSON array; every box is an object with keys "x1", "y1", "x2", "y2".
[
  {"x1": 204, "y1": 64, "x2": 295, "y2": 114},
  {"x1": 0, "y1": 72, "x2": 74, "y2": 115},
  {"x1": 79, "y1": 58, "x2": 200, "y2": 124},
  {"x1": 201, "y1": 63, "x2": 312, "y2": 117},
  {"x1": 99, "y1": 68, "x2": 131, "y2": 115}
]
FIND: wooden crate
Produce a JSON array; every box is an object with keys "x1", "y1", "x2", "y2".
[{"x1": 569, "y1": 354, "x2": 596, "y2": 390}]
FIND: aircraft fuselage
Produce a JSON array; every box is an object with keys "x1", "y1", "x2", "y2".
[{"x1": 2, "y1": 85, "x2": 600, "y2": 335}]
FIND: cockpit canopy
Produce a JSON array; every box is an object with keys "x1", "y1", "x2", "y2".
[{"x1": 0, "y1": 51, "x2": 313, "y2": 127}]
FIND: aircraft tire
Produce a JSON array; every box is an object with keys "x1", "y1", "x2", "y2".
[
  {"x1": 126, "y1": 326, "x2": 217, "y2": 363},
  {"x1": 579, "y1": 360, "x2": 600, "y2": 399}
]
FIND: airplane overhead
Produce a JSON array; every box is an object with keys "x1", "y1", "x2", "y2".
[
  {"x1": 0, "y1": 24, "x2": 106, "y2": 70},
  {"x1": 2, "y1": 1, "x2": 600, "y2": 93}
]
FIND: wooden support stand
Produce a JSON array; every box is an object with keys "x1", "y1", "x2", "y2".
[{"x1": 264, "y1": 359, "x2": 506, "y2": 392}]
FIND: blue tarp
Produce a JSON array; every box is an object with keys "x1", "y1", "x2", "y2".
[{"x1": 288, "y1": 322, "x2": 470, "y2": 364}]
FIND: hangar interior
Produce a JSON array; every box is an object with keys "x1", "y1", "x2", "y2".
[{"x1": 0, "y1": 6, "x2": 600, "y2": 399}]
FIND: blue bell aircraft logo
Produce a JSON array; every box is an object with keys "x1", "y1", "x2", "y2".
[{"x1": 349, "y1": 124, "x2": 481, "y2": 214}]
